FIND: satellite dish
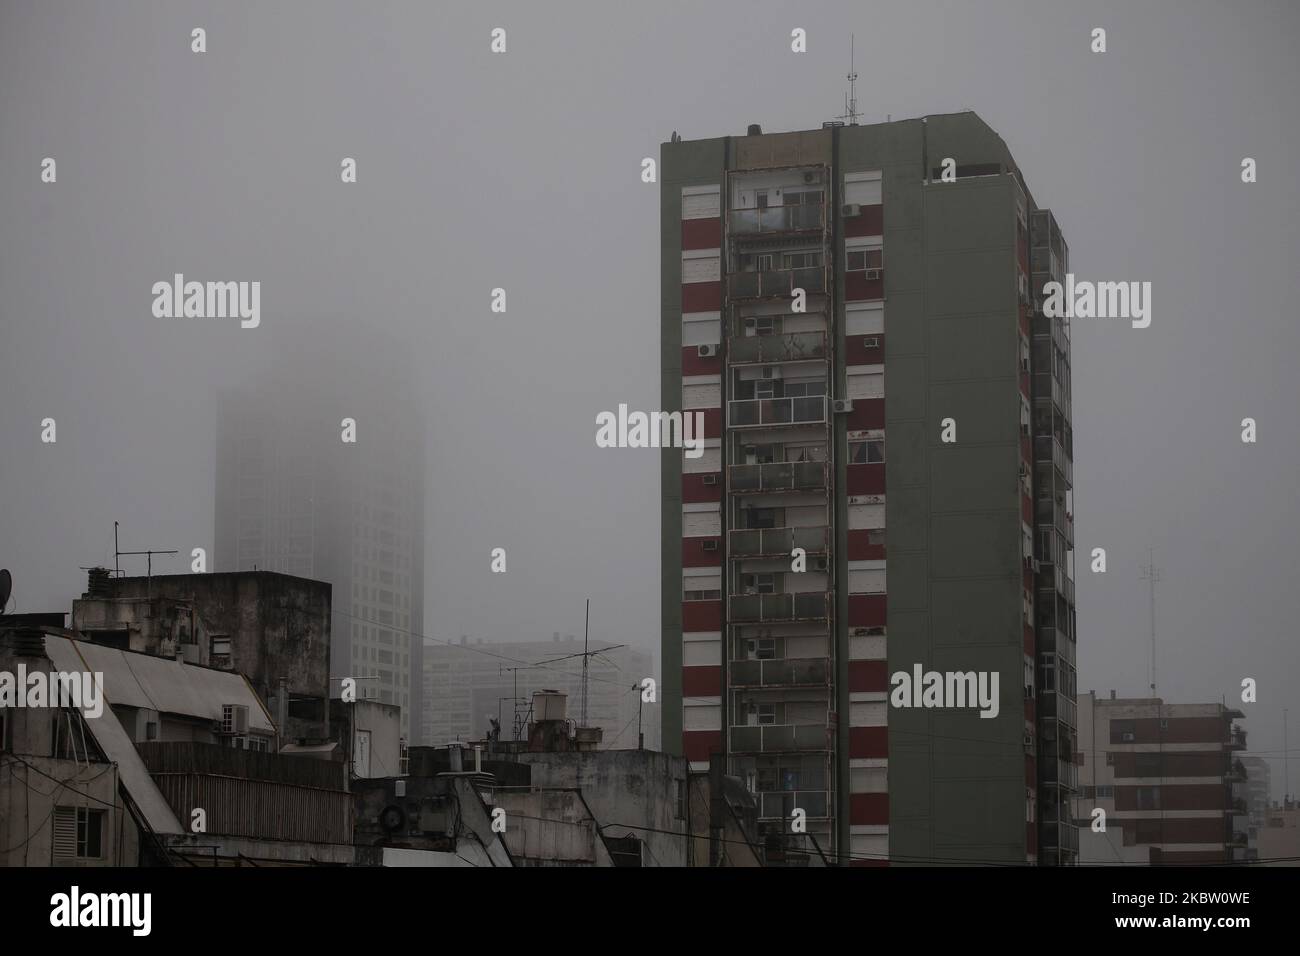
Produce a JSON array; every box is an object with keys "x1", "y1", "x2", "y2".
[{"x1": 0, "y1": 569, "x2": 11, "y2": 612}]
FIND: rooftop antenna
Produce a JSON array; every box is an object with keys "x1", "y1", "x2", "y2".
[
  {"x1": 533, "y1": 601, "x2": 625, "y2": 729},
  {"x1": 113, "y1": 522, "x2": 178, "y2": 601},
  {"x1": 1139, "y1": 548, "x2": 1162, "y2": 696},
  {"x1": 837, "y1": 34, "x2": 859, "y2": 126}
]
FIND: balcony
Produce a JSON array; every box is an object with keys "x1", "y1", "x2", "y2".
[
  {"x1": 729, "y1": 526, "x2": 828, "y2": 558},
  {"x1": 726, "y1": 267, "x2": 828, "y2": 300},
  {"x1": 1035, "y1": 500, "x2": 1075, "y2": 547},
  {"x1": 1229, "y1": 727, "x2": 1247, "y2": 750},
  {"x1": 728, "y1": 331, "x2": 827, "y2": 364},
  {"x1": 729, "y1": 461, "x2": 827, "y2": 494},
  {"x1": 729, "y1": 592, "x2": 828, "y2": 623},
  {"x1": 1038, "y1": 560, "x2": 1075, "y2": 606},
  {"x1": 729, "y1": 722, "x2": 828, "y2": 754},
  {"x1": 730, "y1": 657, "x2": 831, "y2": 689},
  {"x1": 728, "y1": 395, "x2": 827, "y2": 429},
  {"x1": 1034, "y1": 434, "x2": 1073, "y2": 486},
  {"x1": 757, "y1": 790, "x2": 830, "y2": 820},
  {"x1": 728, "y1": 203, "x2": 825, "y2": 237},
  {"x1": 1040, "y1": 821, "x2": 1080, "y2": 852},
  {"x1": 1038, "y1": 691, "x2": 1078, "y2": 730}
]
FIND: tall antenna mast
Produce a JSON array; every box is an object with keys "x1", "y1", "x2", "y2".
[
  {"x1": 582, "y1": 599, "x2": 590, "y2": 727},
  {"x1": 1139, "y1": 548, "x2": 1162, "y2": 695},
  {"x1": 838, "y1": 34, "x2": 859, "y2": 125}
]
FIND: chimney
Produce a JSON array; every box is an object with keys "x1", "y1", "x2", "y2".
[{"x1": 747, "y1": 123, "x2": 762, "y2": 136}]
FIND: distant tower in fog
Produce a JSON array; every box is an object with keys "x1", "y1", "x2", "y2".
[{"x1": 215, "y1": 338, "x2": 427, "y2": 742}]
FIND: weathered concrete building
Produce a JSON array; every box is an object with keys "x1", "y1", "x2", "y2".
[{"x1": 72, "y1": 569, "x2": 332, "y2": 743}]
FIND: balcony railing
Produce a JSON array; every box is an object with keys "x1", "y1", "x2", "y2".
[
  {"x1": 729, "y1": 722, "x2": 829, "y2": 754},
  {"x1": 726, "y1": 267, "x2": 828, "y2": 300},
  {"x1": 1230, "y1": 727, "x2": 1247, "y2": 750},
  {"x1": 757, "y1": 789, "x2": 830, "y2": 820},
  {"x1": 729, "y1": 526, "x2": 828, "y2": 558},
  {"x1": 729, "y1": 461, "x2": 827, "y2": 493},
  {"x1": 728, "y1": 395, "x2": 827, "y2": 429},
  {"x1": 1034, "y1": 434, "x2": 1073, "y2": 485},
  {"x1": 729, "y1": 592, "x2": 829, "y2": 623},
  {"x1": 728, "y1": 331, "x2": 827, "y2": 364},
  {"x1": 729, "y1": 657, "x2": 831, "y2": 689},
  {"x1": 728, "y1": 204, "x2": 826, "y2": 237}
]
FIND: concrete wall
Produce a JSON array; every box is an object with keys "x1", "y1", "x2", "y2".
[
  {"x1": 517, "y1": 749, "x2": 688, "y2": 866},
  {"x1": 103, "y1": 572, "x2": 331, "y2": 730}
]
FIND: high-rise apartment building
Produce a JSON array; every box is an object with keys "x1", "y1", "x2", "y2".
[
  {"x1": 659, "y1": 112, "x2": 1078, "y2": 865},
  {"x1": 422, "y1": 636, "x2": 659, "y2": 752},
  {"x1": 1074, "y1": 692, "x2": 1250, "y2": 864},
  {"x1": 215, "y1": 341, "x2": 426, "y2": 742}
]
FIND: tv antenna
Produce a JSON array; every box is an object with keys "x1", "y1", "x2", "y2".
[
  {"x1": 837, "y1": 34, "x2": 860, "y2": 126},
  {"x1": 1139, "y1": 548, "x2": 1162, "y2": 695},
  {"x1": 111, "y1": 521, "x2": 178, "y2": 600},
  {"x1": 533, "y1": 600, "x2": 625, "y2": 728}
]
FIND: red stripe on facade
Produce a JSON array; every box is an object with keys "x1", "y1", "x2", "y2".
[
  {"x1": 848, "y1": 659, "x2": 889, "y2": 693},
  {"x1": 847, "y1": 398, "x2": 885, "y2": 431},
  {"x1": 1024, "y1": 623, "x2": 1036, "y2": 655},
  {"x1": 1025, "y1": 698, "x2": 1035, "y2": 722},
  {"x1": 1019, "y1": 304, "x2": 1031, "y2": 338},
  {"x1": 849, "y1": 792, "x2": 889, "y2": 825},
  {"x1": 847, "y1": 462, "x2": 886, "y2": 496},
  {"x1": 1021, "y1": 493, "x2": 1033, "y2": 526},
  {"x1": 1021, "y1": 435, "x2": 1032, "y2": 465},
  {"x1": 844, "y1": 204, "x2": 883, "y2": 238},
  {"x1": 682, "y1": 730, "x2": 722, "y2": 763},
  {"x1": 682, "y1": 282, "x2": 721, "y2": 312},
  {"x1": 682, "y1": 665, "x2": 722, "y2": 698},
  {"x1": 682, "y1": 536, "x2": 721, "y2": 568},
  {"x1": 1020, "y1": 369, "x2": 1030, "y2": 398},
  {"x1": 681, "y1": 218, "x2": 721, "y2": 250},
  {"x1": 681, "y1": 473, "x2": 721, "y2": 503},
  {"x1": 681, "y1": 345, "x2": 721, "y2": 376},
  {"x1": 849, "y1": 725, "x2": 888, "y2": 759},
  {"x1": 848, "y1": 594, "x2": 887, "y2": 628},
  {"x1": 701, "y1": 407, "x2": 722, "y2": 439},
  {"x1": 681, "y1": 600, "x2": 722, "y2": 632},
  {"x1": 845, "y1": 333, "x2": 885, "y2": 366},
  {"x1": 845, "y1": 273, "x2": 884, "y2": 302},
  {"x1": 847, "y1": 529, "x2": 885, "y2": 561}
]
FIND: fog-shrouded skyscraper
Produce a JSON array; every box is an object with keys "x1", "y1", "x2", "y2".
[
  {"x1": 215, "y1": 336, "x2": 426, "y2": 742},
  {"x1": 661, "y1": 112, "x2": 1078, "y2": 865}
]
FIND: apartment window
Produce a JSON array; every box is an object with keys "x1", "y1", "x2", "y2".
[
  {"x1": 1106, "y1": 753, "x2": 1116, "y2": 766},
  {"x1": 53, "y1": 807, "x2": 105, "y2": 860},
  {"x1": 783, "y1": 250, "x2": 822, "y2": 269},
  {"x1": 755, "y1": 253, "x2": 774, "y2": 272},
  {"x1": 683, "y1": 589, "x2": 722, "y2": 601},
  {"x1": 742, "y1": 573, "x2": 776, "y2": 595},
  {"x1": 849, "y1": 440, "x2": 884, "y2": 464},
  {"x1": 1097, "y1": 785, "x2": 1114, "y2": 799},
  {"x1": 756, "y1": 190, "x2": 769, "y2": 210},
  {"x1": 785, "y1": 189, "x2": 823, "y2": 206},
  {"x1": 846, "y1": 248, "x2": 884, "y2": 271},
  {"x1": 753, "y1": 637, "x2": 777, "y2": 660},
  {"x1": 756, "y1": 703, "x2": 777, "y2": 725}
]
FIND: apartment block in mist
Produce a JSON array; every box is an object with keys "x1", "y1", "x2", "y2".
[
  {"x1": 422, "y1": 636, "x2": 658, "y2": 751},
  {"x1": 215, "y1": 349, "x2": 426, "y2": 742},
  {"x1": 660, "y1": 112, "x2": 1078, "y2": 865},
  {"x1": 1074, "y1": 692, "x2": 1250, "y2": 864}
]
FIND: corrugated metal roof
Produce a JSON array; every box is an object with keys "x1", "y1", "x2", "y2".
[
  {"x1": 43, "y1": 635, "x2": 184, "y2": 835},
  {"x1": 44, "y1": 635, "x2": 275, "y2": 732}
]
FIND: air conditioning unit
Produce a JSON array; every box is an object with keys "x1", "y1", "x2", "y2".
[
  {"x1": 813, "y1": 557, "x2": 828, "y2": 571},
  {"x1": 697, "y1": 344, "x2": 718, "y2": 358},
  {"x1": 865, "y1": 268, "x2": 882, "y2": 280},
  {"x1": 841, "y1": 203, "x2": 861, "y2": 217},
  {"x1": 863, "y1": 336, "x2": 880, "y2": 349},
  {"x1": 831, "y1": 399, "x2": 854, "y2": 414},
  {"x1": 702, "y1": 540, "x2": 719, "y2": 552},
  {"x1": 803, "y1": 170, "x2": 820, "y2": 184},
  {"x1": 702, "y1": 474, "x2": 719, "y2": 486},
  {"x1": 221, "y1": 703, "x2": 249, "y2": 736},
  {"x1": 1121, "y1": 732, "x2": 1136, "y2": 743}
]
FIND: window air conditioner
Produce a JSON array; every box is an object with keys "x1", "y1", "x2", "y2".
[
  {"x1": 702, "y1": 474, "x2": 719, "y2": 486},
  {"x1": 865, "y1": 269, "x2": 882, "y2": 280},
  {"x1": 863, "y1": 336, "x2": 880, "y2": 349},
  {"x1": 221, "y1": 703, "x2": 249, "y2": 735}
]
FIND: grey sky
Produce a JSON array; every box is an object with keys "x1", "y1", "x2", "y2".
[{"x1": 1, "y1": 1, "x2": 1297, "y2": 798}]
